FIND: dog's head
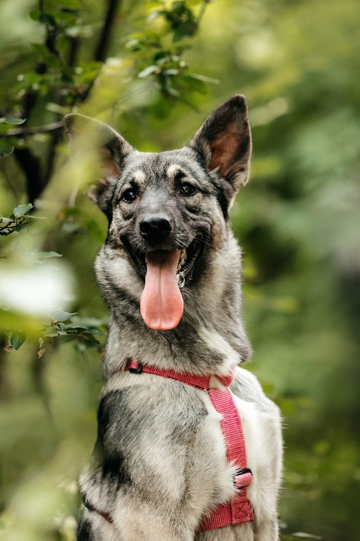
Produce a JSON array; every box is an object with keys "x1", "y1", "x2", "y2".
[{"x1": 64, "y1": 95, "x2": 251, "y2": 331}]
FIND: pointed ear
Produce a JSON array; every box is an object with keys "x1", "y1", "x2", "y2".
[
  {"x1": 63, "y1": 113, "x2": 134, "y2": 213},
  {"x1": 189, "y1": 95, "x2": 252, "y2": 203}
]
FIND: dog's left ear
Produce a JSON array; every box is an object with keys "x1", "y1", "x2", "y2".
[
  {"x1": 189, "y1": 94, "x2": 252, "y2": 203},
  {"x1": 64, "y1": 113, "x2": 134, "y2": 213}
]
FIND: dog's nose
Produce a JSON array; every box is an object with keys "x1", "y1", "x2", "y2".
[{"x1": 139, "y1": 214, "x2": 172, "y2": 240}]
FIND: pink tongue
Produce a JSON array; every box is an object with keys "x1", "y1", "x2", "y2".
[{"x1": 140, "y1": 250, "x2": 184, "y2": 330}]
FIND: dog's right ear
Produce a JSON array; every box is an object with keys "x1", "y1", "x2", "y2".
[
  {"x1": 64, "y1": 114, "x2": 134, "y2": 213},
  {"x1": 188, "y1": 95, "x2": 252, "y2": 209}
]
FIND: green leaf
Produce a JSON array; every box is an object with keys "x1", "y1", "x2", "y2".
[
  {"x1": 2, "y1": 118, "x2": 26, "y2": 125},
  {"x1": 64, "y1": 323, "x2": 88, "y2": 330},
  {"x1": 13, "y1": 204, "x2": 33, "y2": 218},
  {"x1": 37, "y1": 251, "x2": 63, "y2": 261},
  {"x1": 138, "y1": 65, "x2": 158, "y2": 78},
  {"x1": 50, "y1": 310, "x2": 76, "y2": 322},
  {"x1": 291, "y1": 534, "x2": 322, "y2": 540},
  {"x1": 81, "y1": 333, "x2": 100, "y2": 344},
  {"x1": 39, "y1": 13, "x2": 57, "y2": 27},
  {"x1": 10, "y1": 331, "x2": 26, "y2": 350},
  {"x1": 0, "y1": 146, "x2": 14, "y2": 158},
  {"x1": 86, "y1": 328, "x2": 106, "y2": 335},
  {"x1": 71, "y1": 316, "x2": 109, "y2": 328},
  {"x1": 187, "y1": 73, "x2": 220, "y2": 84},
  {"x1": 65, "y1": 323, "x2": 106, "y2": 335},
  {"x1": 164, "y1": 69, "x2": 179, "y2": 76},
  {"x1": 43, "y1": 327, "x2": 58, "y2": 338},
  {"x1": 29, "y1": 10, "x2": 40, "y2": 21}
]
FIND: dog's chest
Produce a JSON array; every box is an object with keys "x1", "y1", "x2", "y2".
[{"x1": 81, "y1": 373, "x2": 236, "y2": 519}]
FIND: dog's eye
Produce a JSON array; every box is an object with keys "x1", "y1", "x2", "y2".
[
  {"x1": 180, "y1": 183, "x2": 198, "y2": 197},
  {"x1": 122, "y1": 188, "x2": 137, "y2": 203}
]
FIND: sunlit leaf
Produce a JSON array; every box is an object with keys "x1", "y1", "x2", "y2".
[
  {"x1": 50, "y1": 310, "x2": 76, "y2": 322},
  {"x1": 37, "y1": 251, "x2": 63, "y2": 261},
  {"x1": 164, "y1": 69, "x2": 179, "y2": 75},
  {"x1": 186, "y1": 73, "x2": 220, "y2": 84},
  {"x1": 13, "y1": 203, "x2": 33, "y2": 218},
  {"x1": 138, "y1": 65, "x2": 158, "y2": 78},
  {"x1": 291, "y1": 534, "x2": 322, "y2": 540}
]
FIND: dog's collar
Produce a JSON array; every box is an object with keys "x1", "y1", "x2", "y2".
[{"x1": 121, "y1": 359, "x2": 237, "y2": 389}]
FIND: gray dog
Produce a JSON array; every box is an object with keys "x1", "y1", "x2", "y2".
[{"x1": 64, "y1": 95, "x2": 282, "y2": 541}]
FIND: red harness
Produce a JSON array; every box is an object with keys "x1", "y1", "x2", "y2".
[{"x1": 84, "y1": 360, "x2": 254, "y2": 531}]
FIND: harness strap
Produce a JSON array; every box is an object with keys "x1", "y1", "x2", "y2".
[
  {"x1": 126, "y1": 359, "x2": 237, "y2": 388},
  {"x1": 85, "y1": 359, "x2": 254, "y2": 531},
  {"x1": 200, "y1": 387, "x2": 254, "y2": 530}
]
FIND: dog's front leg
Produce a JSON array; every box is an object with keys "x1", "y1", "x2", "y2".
[
  {"x1": 110, "y1": 498, "x2": 196, "y2": 541},
  {"x1": 254, "y1": 518, "x2": 279, "y2": 541},
  {"x1": 196, "y1": 522, "x2": 255, "y2": 541},
  {"x1": 77, "y1": 504, "x2": 196, "y2": 541},
  {"x1": 77, "y1": 507, "x2": 123, "y2": 541}
]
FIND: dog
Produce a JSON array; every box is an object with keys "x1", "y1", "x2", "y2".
[{"x1": 64, "y1": 94, "x2": 282, "y2": 541}]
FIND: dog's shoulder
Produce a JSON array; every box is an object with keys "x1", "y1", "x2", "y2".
[
  {"x1": 230, "y1": 366, "x2": 281, "y2": 419},
  {"x1": 98, "y1": 375, "x2": 208, "y2": 451}
]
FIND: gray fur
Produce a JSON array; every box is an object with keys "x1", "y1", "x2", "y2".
[{"x1": 64, "y1": 95, "x2": 282, "y2": 541}]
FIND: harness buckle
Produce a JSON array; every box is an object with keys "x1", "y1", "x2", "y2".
[
  {"x1": 129, "y1": 362, "x2": 143, "y2": 374},
  {"x1": 234, "y1": 468, "x2": 253, "y2": 489}
]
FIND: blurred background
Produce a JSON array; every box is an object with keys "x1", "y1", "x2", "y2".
[{"x1": 0, "y1": 0, "x2": 359, "y2": 540}]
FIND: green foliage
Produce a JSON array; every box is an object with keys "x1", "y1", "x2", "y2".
[
  {"x1": 0, "y1": 0, "x2": 359, "y2": 540},
  {"x1": 2, "y1": 310, "x2": 106, "y2": 359},
  {"x1": 0, "y1": 146, "x2": 14, "y2": 158},
  {"x1": 282, "y1": 534, "x2": 322, "y2": 540},
  {"x1": 38, "y1": 311, "x2": 106, "y2": 357},
  {"x1": 13, "y1": 204, "x2": 33, "y2": 218},
  {"x1": 0, "y1": 118, "x2": 26, "y2": 125},
  {"x1": 9, "y1": 330, "x2": 26, "y2": 350},
  {"x1": 0, "y1": 203, "x2": 33, "y2": 236}
]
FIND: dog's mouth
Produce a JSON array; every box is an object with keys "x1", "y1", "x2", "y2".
[{"x1": 122, "y1": 237, "x2": 203, "y2": 330}]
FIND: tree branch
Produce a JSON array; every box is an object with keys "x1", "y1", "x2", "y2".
[
  {"x1": 94, "y1": 0, "x2": 122, "y2": 62},
  {"x1": 13, "y1": 148, "x2": 45, "y2": 206},
  {"x1": 197, "y1": 0, "x2": 210, "y2": 24},
  {"x1": 0, "y1": 217, "x2": 27, "y2": 236},
  {"x1": 44, "y1": 129, "x2": 63, "y2": 185},
  {"x1": 68, "y1": 36, "x2": 80, "y2": 68}
]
